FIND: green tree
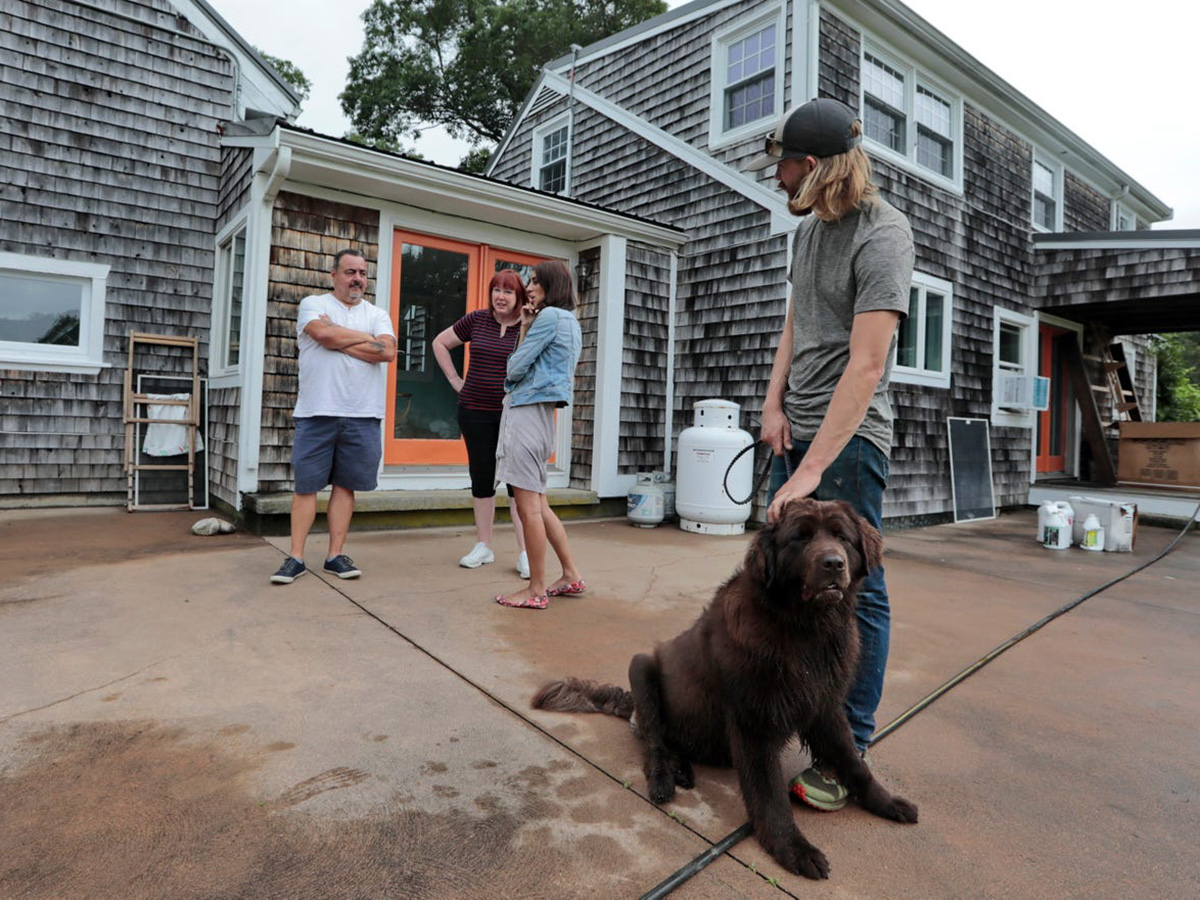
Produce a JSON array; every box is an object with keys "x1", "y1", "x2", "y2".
[
  {"x1": 340, "y1": 0, "x2": 666, "y2": 167},
  {"x1": 1151, "y1": 332, "x2": 1200, "y2": 422},
  {"x1": 256, "y1": 49, "x2": 313, "y2": 103}
]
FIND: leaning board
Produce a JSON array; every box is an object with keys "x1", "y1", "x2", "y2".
[{"x1": 947, "y1": 417, "x2": 996, "y2": 523}]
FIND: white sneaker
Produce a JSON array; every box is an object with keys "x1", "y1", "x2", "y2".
[
  {"x1": 516, "y1": 551, "x2": 530, "y2": 579},
  {"x1": 459, "y1": 542, "x2": 495, "y2": 568}
]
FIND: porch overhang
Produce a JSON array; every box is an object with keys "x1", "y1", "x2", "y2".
[{"x1": 1033, "y1": 230, "x2": 1200, "y2": 334}]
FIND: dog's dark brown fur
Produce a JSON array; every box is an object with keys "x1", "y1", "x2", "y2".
[{"x1": 532, "y1": 498, "x2": 917, "y2": 879}]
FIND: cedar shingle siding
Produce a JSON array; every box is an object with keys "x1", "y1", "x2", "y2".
[
  {"x1": 1, "y1": 0, "x2": 230, "y2": 504},
  {"x1": 491, "y1": 2, "x2": 1169, "y2": 522}
]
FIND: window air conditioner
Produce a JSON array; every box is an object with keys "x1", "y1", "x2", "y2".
[{"x1": 996, "y1": 373, "x2": 1050, "y2": 411}]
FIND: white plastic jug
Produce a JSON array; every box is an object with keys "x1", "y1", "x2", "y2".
[
  {"x1": 1036, "y1": 500, "x2": 1056, "y2": 543},
  {"x1": 1081, "y1": 513, "x2": 1105, "y2": 552},
  {"x1": 1054, "y1": 500, "x2": 1075, "y2": 530},
  {"x1": 1043, "y1": 506, "x2": 1071, "y2": 550}
]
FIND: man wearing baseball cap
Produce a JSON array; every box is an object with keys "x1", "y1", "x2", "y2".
[{"x1": 751, "y1": 98, "x2": 915, "y2": 811}]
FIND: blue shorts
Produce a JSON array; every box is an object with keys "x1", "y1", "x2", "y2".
[{"x1": 292, "y1": 416, "x2": 382, "y2": 494}]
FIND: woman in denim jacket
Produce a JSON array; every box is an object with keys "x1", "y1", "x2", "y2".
[{"x1": 494, "y1": 260, "x2": 585, "y2": 610}]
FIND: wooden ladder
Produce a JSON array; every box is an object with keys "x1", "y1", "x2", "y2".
[
  {"x1": 123, "y1": 332, "x2": 201, "y2": 511},
  {"x1": 1100, "y1": 341, "x2": 1143, "y2": 423}
]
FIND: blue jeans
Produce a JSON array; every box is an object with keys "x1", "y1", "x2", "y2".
[{"x1": 768, "y1": 437, "x2": 890, "y2": 752}]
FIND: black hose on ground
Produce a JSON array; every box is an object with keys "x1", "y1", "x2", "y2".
[{"x1": 638, "y1": 499, "x2": 1200, "y2": 900}]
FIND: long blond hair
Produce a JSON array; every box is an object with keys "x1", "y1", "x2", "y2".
[{"x1": 788, "y1": 122, "x2": 878, "y2": 220}]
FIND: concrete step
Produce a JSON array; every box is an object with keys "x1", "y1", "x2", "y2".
[{"x1": 239, "y1": 488, "x2": 624, "y2": 535}]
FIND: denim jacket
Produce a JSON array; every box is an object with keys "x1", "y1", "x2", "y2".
[{"x1": 505, "y1": 306, "x2": 582, "y2": 407}]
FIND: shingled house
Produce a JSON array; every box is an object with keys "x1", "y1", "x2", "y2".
[
  {"x1": 1, "y1": 0, "x2": 685, "y2": 523},
  {"x1": 487, "y1": 0, "x2": 1200, "y2": 523},
  {"x1": 6, "y1": 0, "x2": 1198, "y2": 526}
]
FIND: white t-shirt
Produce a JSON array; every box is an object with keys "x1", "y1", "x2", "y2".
[{"x1": 294, "y1": 293, "x2": 395, "y2": 418}]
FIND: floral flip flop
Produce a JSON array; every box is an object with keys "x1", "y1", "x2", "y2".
[
  {"x1": 495, "y1": 592, "x2": 549, "y2": 610},
  {"x1": 546, "y1": 579, "x2": 586, "y2": 598}
]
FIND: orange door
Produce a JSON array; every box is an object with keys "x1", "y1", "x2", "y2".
[
  {"x1": 1036, "y1": 324, "x2": 1069, "y2": 474},
  {"x1": 384, "y1": 233, "x2": 558, "y2": 466}
]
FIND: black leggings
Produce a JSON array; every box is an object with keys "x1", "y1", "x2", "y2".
[{"x1": 458, "y1": 405, "x2": 515, "y2": 500}]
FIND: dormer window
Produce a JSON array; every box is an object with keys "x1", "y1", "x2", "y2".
[{"x1": 708, "y1": 6, "x2": 785, "y2": 149}]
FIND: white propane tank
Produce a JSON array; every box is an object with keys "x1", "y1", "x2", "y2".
[
  {"x1": 675, "y1": 399, "x2": 754, "y2": 536},
  {"x1": 627, "y1": 473, "x2": 665, "y2": 528}
]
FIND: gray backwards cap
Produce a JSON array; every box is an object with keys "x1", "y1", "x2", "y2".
[{"x1": 744, "y1": 98, "x2": 861, "y2": 172}]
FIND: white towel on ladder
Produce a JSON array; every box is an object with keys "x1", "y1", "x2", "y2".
[{"x1": 142, "y1": 393, "x2": 204, "y2": 456}]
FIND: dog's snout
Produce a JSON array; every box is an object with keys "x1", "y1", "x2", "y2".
[{"x1": 821, "y1": 554, "x2": 846, "y2": 573}]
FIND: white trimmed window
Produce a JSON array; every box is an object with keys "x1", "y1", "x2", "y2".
[
  {"x1": 532, "y1": 114, "x2": 571, "y2": 195},
  {"x1": 991, "y1": 308, "x2": 1038, "y2": 427},
  {"x1": 861, "y1": 45, "x2": 961, "y2": 188},
  {"x1": 892, "y1": 271, "x2": 952, "y2": 389},
  {"x1": 708, "y1": 7, "x2": 785, "y2": 148},
  {"x1": 0, "y1": 252, "x2": 110, "y2": 374},
  {"x1": 1032, "y1": 154, "x2": 1063, "y2": 231},
  {"x1": 211, "y1": 221, "x2": 247, "y2": 374},
  {"x1": 1112, "y1": 202, "x2": 1136, "y2": 231}
]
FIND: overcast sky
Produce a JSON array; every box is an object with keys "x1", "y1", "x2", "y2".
[{"x1": 209, "y1": 0, "x2": 1199, "y2": 229}]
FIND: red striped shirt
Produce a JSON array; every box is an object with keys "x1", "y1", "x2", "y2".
[{"x1": 452, "y1": 310, "x2": 520, "y2": 411}]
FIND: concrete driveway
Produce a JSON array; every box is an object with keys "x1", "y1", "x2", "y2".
[{"x1": 1, "y1": 506, "x2": 1197, "y2": 899}]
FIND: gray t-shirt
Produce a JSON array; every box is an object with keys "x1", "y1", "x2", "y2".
[{"x1": 784, "y1": 197, "x2": 915, "y2": 457}]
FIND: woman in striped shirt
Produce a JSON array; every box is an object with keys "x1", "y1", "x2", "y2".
[{"x1": 432, "y1": 269, "x2": 529, "y2": 577}]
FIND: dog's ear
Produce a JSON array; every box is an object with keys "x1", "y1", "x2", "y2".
[
  {"x1": 854, "y1": 515, "x2": 884, "y2": 577},
  {"x1": 745, "y1": 522, "x2": 779, "y2": 588}
]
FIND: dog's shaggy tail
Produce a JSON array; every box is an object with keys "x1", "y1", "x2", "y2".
[{"x1": 531, "y1": 678, "x2": 634, "y2": 720}]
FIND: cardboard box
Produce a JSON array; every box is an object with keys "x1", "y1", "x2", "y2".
[
  {"x1": 1067, "y1": 496, "x2": 1138, "y2": 552},
  {"x1": 1118, "y1": 422, "x2": 1200, "y2": 489}
]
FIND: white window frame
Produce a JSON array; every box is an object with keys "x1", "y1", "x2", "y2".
[
  {"x1": 892, "y1": 271, "x2": 953, "y2": 389},
  {"x1": 0, "y1": 251, "x2": 110, "y2": 374},
  {"x1": 860, "y1": 42, "x2": 963, "y2": 192},
  {"x1": 1112, "y1": 201, "x2": 1136, "y2": 231},
  {"x1": 990, "y1": 307, "x2": 1038, "y2": 428},
  {"x1": 1031, "y1": 152, "x2": 1064, "y2": 232},
  {"x1": 531, "y1": 113, "x2": 572, "y2": 195},
  {"x1": 210, "y1": 216, "x2": 248, "y2": 377},
  {"x1": 708, "y1": 5, "x2": 786, "y2": 151}
]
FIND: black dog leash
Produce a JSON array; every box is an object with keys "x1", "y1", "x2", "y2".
[{"x1": 723, "y1": 437, "x2": 781, "y2": 506}]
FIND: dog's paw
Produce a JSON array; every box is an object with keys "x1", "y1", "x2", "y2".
[
  {"x1": 672, "y1": 758, "x2": 694, "y2": 790},
  {"x1": 885, "y1": 795, "x2": 918, "y2": 823},
  {"x1": 648, "y1": 770, "x2": 676, "y2": 804},
  {"x1": 773, "y1": 837, "x2": 829, "y2": 880}
]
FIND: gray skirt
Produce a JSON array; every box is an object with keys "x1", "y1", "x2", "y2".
[{"x1": 495, "y1": 396, "x2": 556, "y2": 494}]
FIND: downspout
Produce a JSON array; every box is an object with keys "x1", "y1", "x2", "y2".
[
  {"x1": 663, "y1": 250, "x2": 678, "y2": 476},
  {"x1": 568, "y1": 44, "x2": 582, "y2": 196}
]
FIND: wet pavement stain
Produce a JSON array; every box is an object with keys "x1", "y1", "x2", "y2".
[{"x1": 0, "y1": 721, "x2": 641, "y2": 900}]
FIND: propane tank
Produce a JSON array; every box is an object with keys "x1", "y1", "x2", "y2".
[
  {"x1": 675, "y1": 400, "x2": 754, "y2": 536},
  {"x1": 627, "y1": 473, "x2": 665, "y2": 528}
]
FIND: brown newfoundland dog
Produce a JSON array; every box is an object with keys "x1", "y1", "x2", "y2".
[{"x1": 532, "y1": 498, "x2": 917, "y2": 879}]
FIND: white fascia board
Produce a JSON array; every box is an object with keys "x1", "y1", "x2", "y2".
[
  {"x1": 273, "y1": 128, "x2": 686, "y2": 249},
  {"x1": 538, "y1": 70, "x2": 795, "y2": 236},
  {"x1": 175, "y1": 0, "x2": 302, "y2": 119},
  {"x1": 1033, "y1": 234, "x2": 1200, "y2": 251},
  {"x1": 829, "y1": 0, "x2": 1170, "y2": 223}
]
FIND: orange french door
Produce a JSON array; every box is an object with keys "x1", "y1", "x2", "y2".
[
  {"x1": 384, "y1": 232, "x2": 554, "y2": 466},
  {"x1": 1036, "y1": 324, "x2": 1069, "y2": 474}
]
